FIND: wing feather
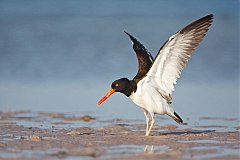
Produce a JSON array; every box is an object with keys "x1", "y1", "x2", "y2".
[
  {"x1": 146, "y1": 14, "x2": 213, "y2": 101},
  {"x1": 125, "y1": 31, "x2": 154, "y2": 82}
]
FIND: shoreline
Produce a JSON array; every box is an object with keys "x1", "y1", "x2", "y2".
[{"x1": 0, "y1": 111, "x2": 239, "y2": 160}]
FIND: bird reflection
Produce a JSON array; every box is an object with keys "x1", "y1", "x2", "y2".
[
  {"x1": 144, "y1": 145, "x2": 154, "y2": 153},
  {"x1": 144, "y1": 145, "x2": 169, "y2": 154}
]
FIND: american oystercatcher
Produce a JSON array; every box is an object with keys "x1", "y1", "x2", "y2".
[{"x1": 98, "y1": 14, "x2": 213, "y2": 136}]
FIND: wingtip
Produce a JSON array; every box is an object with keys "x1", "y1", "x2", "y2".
[
  {"x1": 203, "y1": 14, "x2": 214, "y2": 23},
  {"x1": 180, "y1": 14, "x2": 214, "y2": 34},
  {"x1": 208, "y1": 14, "x2": 214, "y2": 18},
  {"x1": 206, "y1": 14, "x2": 214, "y2": 21},
  {"x1": 124, "y1": 31, "x2": 135, "y2": 43},
  {"x1": 124, "y1": 31, "x2": 131, "y2": 37}
]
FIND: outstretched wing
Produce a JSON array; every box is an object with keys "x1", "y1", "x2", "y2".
[
  {"x1": 125, "y1": 31, "x2": 154, "y2": 82},
  {"x1": 146, "y1": 14, "x2": 214, "y2": 102}
]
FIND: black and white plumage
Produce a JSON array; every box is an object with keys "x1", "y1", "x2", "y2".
[{"x1": 98, "y1": 14, "x2": 213, "y2": 136}]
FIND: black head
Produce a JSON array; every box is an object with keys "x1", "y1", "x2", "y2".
[
  {"x1": 97, "y1": 78, "x2": 136, "y2": 106},
  {"x1": 111, "y1": 78, "x2": 131, "y2": 93}
]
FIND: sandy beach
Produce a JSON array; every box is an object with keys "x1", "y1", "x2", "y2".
[{"x1": 0, "y1": 111, "x2": 239, "y2": 160}]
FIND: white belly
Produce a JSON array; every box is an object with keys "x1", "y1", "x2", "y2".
[{"x1": 129, "y1": 79, "x2": 171, "y2": 115}]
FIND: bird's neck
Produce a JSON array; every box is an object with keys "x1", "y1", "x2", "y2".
[{"x1": 123, "y1": 80, "x2": 137, "y2": 97}]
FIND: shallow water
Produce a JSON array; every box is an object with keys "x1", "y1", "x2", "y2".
[
  {"x1": 0, "y1": 81, "x2": 238, "y2": 128},
  {"x1": 0, "y1": 110, "x2": 239, "y2": 160}
]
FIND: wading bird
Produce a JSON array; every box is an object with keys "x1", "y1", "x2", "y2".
[{"x1": 98, "y1": 14, "x2": 213, "y2": 136}]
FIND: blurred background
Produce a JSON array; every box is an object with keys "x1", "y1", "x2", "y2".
[{"x1": 0, "y1": 0, "x2": 238, "y2": 121}]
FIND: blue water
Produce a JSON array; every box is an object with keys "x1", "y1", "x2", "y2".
[{"x1": 0, "y1": 0, "x2": 239, "y2": 121}]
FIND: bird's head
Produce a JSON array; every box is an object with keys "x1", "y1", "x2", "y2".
[{"x1": 97, "y1": 78, "x2": 130, "y2": 106}]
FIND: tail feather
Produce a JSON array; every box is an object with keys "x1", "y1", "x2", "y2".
[{"x1": 172, "y1": 112, "x2": 183, "y2": 124}]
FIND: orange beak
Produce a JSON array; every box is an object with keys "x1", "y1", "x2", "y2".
[{"x1": 97, "y1": 89, "x2": 115, "y2": 106}]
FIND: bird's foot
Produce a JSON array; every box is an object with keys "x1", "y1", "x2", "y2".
[{"x1": 145, "y1": 130, "x2": 150, "y2": 136}]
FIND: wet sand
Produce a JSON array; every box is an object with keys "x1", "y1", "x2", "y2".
[{"x1": 0, "y1": 111, "x2": 239, "y2": 160}]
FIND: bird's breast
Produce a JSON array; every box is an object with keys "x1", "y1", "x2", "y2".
[
  {"x1": 129, "y1": 79, "x2": 145, "y2": 108},
  {"x1": 129, "y1": 78, "x2": 170, "y2": 114},
  {"x1": 129, "y1": 91, "x2": 145, "y2": 108}
]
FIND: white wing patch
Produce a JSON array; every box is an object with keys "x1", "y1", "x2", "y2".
[{"x1": 146, "y1": 14, "x2": 213, "y2": 99}]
